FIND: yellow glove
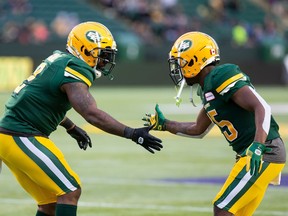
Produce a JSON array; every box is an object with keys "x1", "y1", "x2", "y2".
[{"x1": 142, "y1": 104, "x2": 166, "y2": 131}]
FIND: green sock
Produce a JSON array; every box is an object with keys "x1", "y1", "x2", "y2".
[
  {"x1": 35, "y1": 211, "x2": 49, "y2": 216},
  {"x1": 56, "y1": 204, "x2": 77, "y2": 216}
]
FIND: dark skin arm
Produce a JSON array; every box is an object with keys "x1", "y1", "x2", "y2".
[
  {"x1": 61, "y1": 82, "x2": 127, "y2": 137},
  {"x1": 231, "y1": 85, "x2": 269, "y2": 143},
  {"x1": 165, "y1": 107, "x2": 212, "y2": 137}
]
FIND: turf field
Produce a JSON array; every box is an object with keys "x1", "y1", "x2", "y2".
[{"x1": 0, "y1": 86, "x2": 288, "y2": 216}]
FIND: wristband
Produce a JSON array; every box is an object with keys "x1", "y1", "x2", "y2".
[
  {"x1": 60, "y1": 117, "x2": 75, "y2": 131},
  {"x1": 124, "y1": 127, "x2": 134, "y2": 139},
  {"x1": 66, "y1": 124, "x2": 76, "y2": 131}
]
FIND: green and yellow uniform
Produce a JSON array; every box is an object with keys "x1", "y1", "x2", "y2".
[
  {"x1": 0, "y1": 50, "x2": 95, "y2": 205},
  {"x1": 201, "y1": 64, "x2": 286, "y2": 215}
]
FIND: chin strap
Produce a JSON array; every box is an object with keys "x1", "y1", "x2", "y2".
[
  {"x1": 175, "y1": 80, "x2": 198, "y2": 107},
  {"x1": 175, "y1": 79, "x2": 186, "y2": 107},
  {"x1": 189, "y1": 85, "x2": 197, "y2": 107},
  {"x1": 93, "y1": 66, "x2": 102, "y2": 79}
]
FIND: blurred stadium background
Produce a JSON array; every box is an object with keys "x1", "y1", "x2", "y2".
[
  {"x1": 0, "y1": 0, "x2": 288, "y2": 215},
  {"x1": 0, "y1": 0, "x2": 288, "y2": 89}
]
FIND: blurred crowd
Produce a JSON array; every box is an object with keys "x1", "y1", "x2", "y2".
[
  {"x1": 96, "y1": 0, "x2": 287, "y2": 47},
  {"x1": 0, "y1": 0, "x2": 287, "y2": 48},
  {"x1": 95, "y1": 0, "x2": 189, "y2": 45},
  {"x1": 0, "y1": 0, "x2": 79, "y2": 44}
]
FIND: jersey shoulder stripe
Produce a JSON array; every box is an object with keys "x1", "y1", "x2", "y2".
[
  {"x1": 65, "y1": 66, "x2": 92, "y2": 87},
  {"x1": 216, "y1": 73, "x2": 244, "y2": 94}
]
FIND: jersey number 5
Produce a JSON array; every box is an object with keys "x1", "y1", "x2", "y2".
[{"x1": 207, "y1": 109, "x2": 238, "y2": 142}]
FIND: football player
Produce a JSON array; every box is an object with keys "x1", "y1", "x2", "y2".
[
  {"x1": 0, "y1": 22, "x2": 162, "y2": 216},
  {"x1": 143, "y1": 32, "x2": 286, "y2": 216}
]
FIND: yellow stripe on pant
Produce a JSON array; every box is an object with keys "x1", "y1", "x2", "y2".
[
  {"x1": 0, "y1": 133, "x2": 81, "y2": 205},
  {"x1": 213, "y1": 157, "x2": 285, "y2": 216}
]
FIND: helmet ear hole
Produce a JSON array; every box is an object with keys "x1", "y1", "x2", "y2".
[
  {"x1": 84, "y1": 49, "x2": 91, "y2": 56},
  {"x1": 188, "y1": 59, "x2": 194, "y2": 66}
]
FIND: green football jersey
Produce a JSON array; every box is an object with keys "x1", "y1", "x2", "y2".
[
  {"x1": 202, "y1": 63, "x2": 280, "y2": 153},
  {"x1": 0, "y1": 50, "x2": 95, "y2": 136}
]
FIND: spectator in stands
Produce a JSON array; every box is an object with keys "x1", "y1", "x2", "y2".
[
  {"x1": 51, "y1": 11, "x2": 79, "y2": 38},
  {"x1": 231, "y1": 21, "x2": 248, "y2": 47},
  {"x1": 31, "y1": 20, "x2": 50, "y2": 44}
]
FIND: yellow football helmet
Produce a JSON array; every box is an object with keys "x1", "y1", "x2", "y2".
[
  {"x1": 66, "y1": 21, "x2": 117, "y2": 79},
  {"x1": 168, "y1": 32, "x2": 220, "y2": 85}
]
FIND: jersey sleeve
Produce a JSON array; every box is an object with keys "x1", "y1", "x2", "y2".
[
  {"x1": 62, "y1": 59, "x2": 95, "y2": 87},
  {"x1": 212, "y1": 64, "x2": 252, "y2": 101}
]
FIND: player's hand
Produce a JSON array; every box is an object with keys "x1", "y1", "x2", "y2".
[
  {"x1": 142, "y1": 104, "x2": 166, "y2": 131},
  {"x1": 67, "y1": 126, "x2": 92, "y2": 150},
  {"x1": 131, "y1": 126, "x2": 163, "y2": 154},
  {"x1": 241, "y1": 141, "x2": 271, "y2": 176}
]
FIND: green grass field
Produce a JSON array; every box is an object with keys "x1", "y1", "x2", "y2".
[{"x1": 0, "y1": 86, "x2": 288, "y2": 216}]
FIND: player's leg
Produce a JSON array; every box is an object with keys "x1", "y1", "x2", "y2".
[
  {"x1": 233, "y1": 162, "x2": 284, "y2": 216},
  {"x1": 4, "y1": 158, "x2": 58, "y2": 215},
  {"x1": 233, "y1": 189, "x2": 265, "y2": 216},
  {"x1": 55, "y1": 189, "x2": 81, "y2": 216},
  {"x1": 36, "y1": 203, "x2": 56, "y2": 216},
  {"x1": 213, "y1": 205, "x2": 234, "y2": 216},
  {"x1": 30, "y1": 136, "x2": 82, "y2": 216},
  {"x1": 35, "y1": 189, "x2": 82, "y2": 216},
  {"x1": 1, "y1": 133, "x2": 58, "y2": 215},
  {"x1": 1, "y1": 134, "x2": 81, "y2": 215},
  {"x1": 213, "y1": 157, "x2": 284, "y2": 216}
]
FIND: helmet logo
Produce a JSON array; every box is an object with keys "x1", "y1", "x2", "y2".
[
  {"x1": 86, "y1": 31, "x2": 101, "y2": 43},
  {"x1": 177, "y1": 40, "x2": 192, "y2": 52}
]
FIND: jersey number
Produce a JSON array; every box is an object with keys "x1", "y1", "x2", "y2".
[
  {"x1": 13, "y1": 53, "x2": 61, "y2": 94},
  {"x1": 207, "y1": 109, "x2": 238, "y2": 141},
  {"x1": 14, "y1": 62, "x2": 46, "y2": 94}
]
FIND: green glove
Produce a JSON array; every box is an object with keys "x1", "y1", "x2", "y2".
[
  {"x1": 142, "y1": 104, "x2": 166, "y2": 131},
  {"x1": 241, "y1": 141, "x2": 270, "y2": 176}
]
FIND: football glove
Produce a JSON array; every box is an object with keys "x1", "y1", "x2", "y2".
[
  {"x1": 67, "y1": 126, "x2": 92, "y2": 150},
  {"x1": 241, "y1": 141, "x2": 271, "y2": 176},
  {"x1": 142, "y1": 104, "x2": 166, "y2": 131},
  {"x1": 124, "y1": 126, "x2": 163, "y2": 154}
]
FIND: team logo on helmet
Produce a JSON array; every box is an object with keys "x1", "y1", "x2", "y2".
[
  {"x1": 177, "y1": 40, "x2": 192, "y2": 52},
  {"x1": 86, "y1": 31, "x2": 101, "y2": 43}
]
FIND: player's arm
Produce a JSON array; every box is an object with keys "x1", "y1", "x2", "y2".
[
  {"x1": 231, "y1": 85, "x2": 271, "y2": 143},
  {"x1": 166, "y1": 107, "x2": 213, "y2": 138},
  {"x1": 232, "y1": 85, "x2": 271, "y2": 175},
  {"x1": 62, "y1": 82, "x2": 127, "y2": 136},
  {"x1": 61, "y1": 82, "x2": 162, "y2": 153},
  {"x1": 143, "y1": 104, "x2": 213, "y2": 138}
]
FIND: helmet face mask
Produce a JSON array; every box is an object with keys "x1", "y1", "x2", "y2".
[
  {"x1": 67, "y1": 22, "x2": 117, "y2": 79},
  {"x1": 94, "y1": 47, "x2": 116, "y2": 78},
  {"x1": 168, "y1": 57, "x2": 185, "y2": 86}
]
